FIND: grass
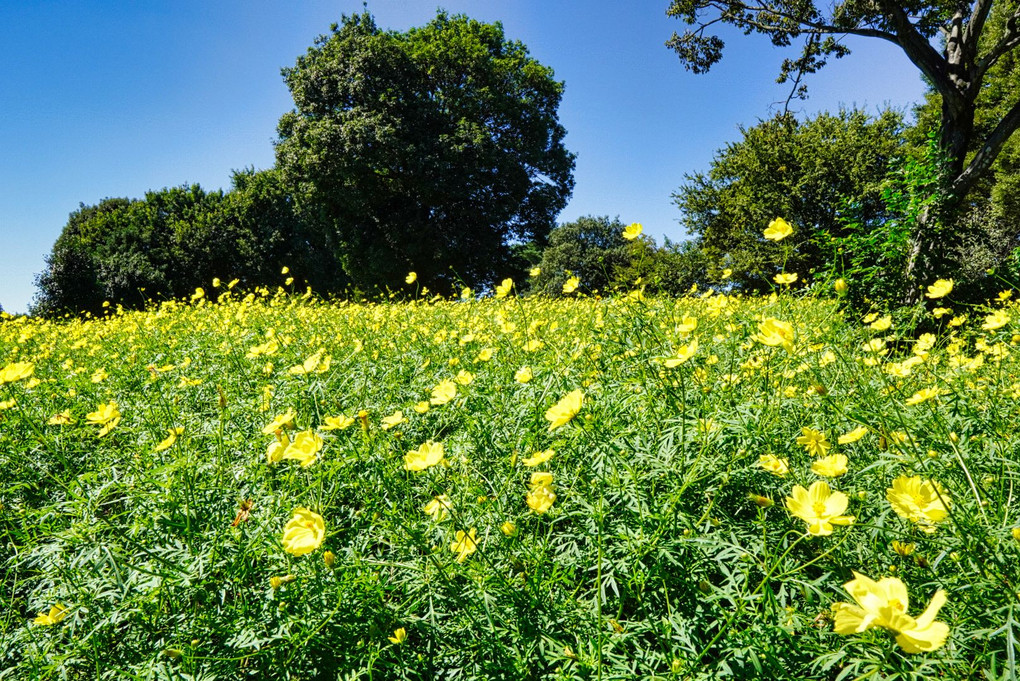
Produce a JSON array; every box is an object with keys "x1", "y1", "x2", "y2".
[{"x1": 2, "y1": 280, "x2": 1020, "y2": 680}]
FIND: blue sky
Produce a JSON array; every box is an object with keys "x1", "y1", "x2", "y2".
[{"x1": 0, "y1": 1, "x2": 927, "y2": 314}]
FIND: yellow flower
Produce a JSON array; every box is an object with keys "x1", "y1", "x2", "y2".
[
  {"x1": 514, "y1": 366, "x2": 533, "y2": 383},
  {"x1": 86, "y1": 401, "x2": 122, "y2": 437},
  {"x1": 758, "y1": 454, "x2": 789, "y2": 477},
  {"x1": 288, "y1": 349, "x2": 330, "y2": 375},
  {"x1": 404, "y1": 441, "x2": 446, "y2": 471},
  {"x1": 281, "y1": 430, "x2": 324, "y2": 467},
  {"x1": 722, "y1": 268, "x2": 733, "y2": 279},
  {"x1": 664, "y1": 339, "x2": 698, "y2": 368},
  {"x1": 832, "y1": 572, "x2": 949, "y2": 653},
  {"x1": 281, "y1": 508, "x2": 325, "y2": 557},
  {"x1": 454, "y1": 370, "x2": 474, "y2": 385},
  {"x1": 785, "y1": 481, "x2": 854, "y2": 536},
  {"x1": 388, "y1": 627, "x2": 407, "y2": 644},
  {"x1": 754, "y1": 318, "x2": 795, "y2": 350},
  {"x1": 47, "y1": 410, "x2": 74, "y2": 426},
  {"x1": 381, "y1": 410, "x2": 406, "y2": 430},
  {"x1": 925, "y1": 279, "x2": 953, "y2": 299},
  {"x1": 32, "y1": 604, "x2": 68, "y2": 626},
  {"x1": 430, "y1": 379, "x2": 458, "y2": 405},
  {"x1": 982, "y1": 309, "x2": 1010, "y2": 331},
  {"x1": 501, "y1": 521, "x2": 518, "y2": 536},
  {"x1": 763, "y1": 217, "x2": 793, "y2": 241},
  {"x1": 191, "y1": 287, "x2": 205, "y2": 302},
  {"x1": 834, "y1": 278, "x2": 848, "y2": 295},
  {"x1": 812, "y1": 454, "x2": 849, "y2": 477},
  {"x1": 562, "y1": 276, "x2": 580, "y2": 294},
  {"x1": 622, "y1": 222, "x2": 643, "y2": 240},
  {"x1": 838, "y1": 426, "x2": 869, "y2": 445},
  {"x1": 774, "y1": 272, "x2": 798, "y2": 285},
  {"x1": 450, "y1": 528, "x2": 478, "y2": 562},
  {"x1": 887, "y1": 475, "x2": 950, "y2": 529},
  {"x1": 545, "y1": 389, "x2": 583, "y2": 430},
  {"x1": 405, "y1": 272, "x2": 417, "y2": 284},
  {"x1": 281, "y1": 266, "x2": 290, "y2": 275},
  {"x1": 676, "y1": 315, "x2": 698, "y2": 334},
  {"x1": 529, "y1": 266, "x2": 541, "y2": 277},
  {"x1": 262, "y1": 409, "x2": 296, "y2": 435},
  {"x1": 495, "y1": 278, "x2": 514, "y2": 298},
  {"x1": 522, "y1": 449, "x2": 555, "y2": 466},
  {"x1": 891, "y1": 540, "x2": 915, "y2": 557},
  {"x1": 154, "y1": 427, "x2": 184, "y2": 452},
  {"x1": 905, "y1": 387, "x2": 943, "y2": 406},
  {"x1": 932, "y1": 306, "x2": 951, "y2": 318},
  {"x1": 527, "y1": 484, "x2": 557, "y2": 514},
  {"x1": 423, "y1": 494, "x2": 453, "y2": 522},
  {"x1": 320, "y1": 414, "x2": 355, "y2": 430},
  {"x1": 796, "y1": 427, "x2": 830, "y2": 457},
  {"x1": 869, "y1": 315, "x2": 892, "y2": 332},
  {"x1": 530, "y1": 471, "x2": 554, "y2": 488}
]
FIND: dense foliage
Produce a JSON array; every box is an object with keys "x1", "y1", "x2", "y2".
[
  {"x1": 32, "y1": 170, "x2": 338, "y2": 317},
  {"x1": 5, "y1": 246, "x2": 1020, "y2": 677},
  {"x1": 275, "y1": 11, "x2": 575, "y2": 293},
  {"x1": 673, "y1": 109, "x2": 905, "y2": 292}
]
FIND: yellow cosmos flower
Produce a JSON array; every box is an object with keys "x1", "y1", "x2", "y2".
[
  {"x1": 758, "y1": 454, "x2": 789, "y2": 477},
  {"x1": 501, "y1": 521, "x2": 517, "y2": 537},
  {"x1": 664, "y1": 339, "x2": 698, "y2": 368},
  {"x1": 86, "y1": 401, "x2": 122, "y2": 437},
  {"x1": 887, "y1": 475, "x2": 950, "y2": 530},
  {"x1": 527, "y1": 484, "x2": 557, "y2": 514},
  {"x1": 812, "y1": 454, "x2": 849, "y2": 477},
  {"x1": 763, "y1": 217, "x2": 793, "y2": 241},
  {"x1": 754, "y1": 318, "x2": 795, "y2": 350},
  {"x1": 281, "y1": 430, "x2": 324, "y2": 467},
  {"x1": 388, "y1": 627, "x2": 407, "y2": 644},
  {"x1": 796, "y1": 427, "x2": 831, "y2": 457},
  {"x1": 834, "y1": 278, "x2": 848, "y2": 295},
  {"x1": 281, "y1": 508, "x2": 325, "y2": 557},
  {"x1": 320, "y1": 414, "x2": 355, "y2": 430},
  {"x1": 288, "y1": 349, "x2": 330, "y2": 375},
  {"x1": 676, "y1": 315, "x2": 698, "y2": 334},
  {"x1": 495, "y1": 278, "x2": 514, "y2": 298},
  {"x1": 905, "y1": 387, "x2": 943, "y2": 406},
  {"x1": 381, "y1": 410, "x2": 406, "y2": 430},
  {"x1": 925, "y1": 279, "x2": 953, "y2": 299},
  {"x1": 785, "y1": 481, "x2": 854, "y2": 536},
  {"x1": 838, "y1": 426, "x2": 869, "y2": 445},
  {"x1": 722, "y1": 268, "x2": 733, "y2": 279},
  {"x1": 450, "y1": 528, "x2": 478, "y2": 562},
  {"x1": 404, "y1": 441, "x2": 446, "y2": 471},
  {"x1": 262, "y1": 409, "x2": 296, "y2": 435},
  {"x1": 33, "y1": 604, "x2": 68, "y2": 626},
  {"x1": 545, "y1": 389, "x2": 583, "y2": 430},
  {"x1": 932, "y1": 306, "x2": 951, "y2": 318},
  {"x1": 405, "y1": 272, "x2": 417, "y2": 284},
  {"x1": 47, "y1": 410, "x2": 74, "y2": 426},
  {"x1": 529, "y1": 266, "x2": 541, "y2": 277},
  {"x1": 562, "y1": 276, "x2": 580, "y2": 294},
  {"x1": 891, "y1": 540, "x2": 915, "y2": 557},
  {"x1": 454, "y1": 370, "x2": 474, "y2": 386},
  {"x1": 514, "y1": 366, "x2": 533, "y2": 383},
  {"x1": 423, "y1": 494, "x2": 453, "y2": 522},
  {"x1": 430, "y1": 379, "x2": 458, "y2": 405},
  {"x1": 982, "y1": 309, "x2": 1010, "y2": 331},
  {"x1": 530, "y1": 471, "x2": 554, "y2": 488},
  {"x1": 154, "y1": 427, "x2": 184, "y2": 452},
  {"x1": 622, "y1": 222, "x2": 643, "y2": 240},
  {"x1": 774, "y1": 272, "x2": 798, "y2": 285},
  {"x1": 522, "y1": 449, "x2": 555, "y2": 466},
  {"x1": 832, "y1": 572, "x2": 949, "y2": 653},
  {"x1": 869, "y1": 315, "x2": 892, "y2": 332}
]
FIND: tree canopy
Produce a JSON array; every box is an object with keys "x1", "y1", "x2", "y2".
[
  {"x1": 667, "y1": 0, "x2": 1020, "y2": 294},
  {"x1": 275, "y1": 11, "x2": 575, "y2": 294},
  {"x1": 674, "y1": 109, "x2": 905, "y2": 290}
]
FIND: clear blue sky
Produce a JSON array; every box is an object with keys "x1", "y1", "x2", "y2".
[{"x1": 0, "y1": 0, "x2": 927, "y2": 314}]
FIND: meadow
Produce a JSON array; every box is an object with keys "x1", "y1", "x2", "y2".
[{"x1": 2, "y1": 272, "x2": 1020, "y2": 680}]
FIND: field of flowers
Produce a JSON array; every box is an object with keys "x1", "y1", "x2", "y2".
[{"x1": 3, "y1": 267, "x2": 1020, "y2": 679}]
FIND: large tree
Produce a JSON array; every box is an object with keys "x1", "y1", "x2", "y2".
[
  {"x1": 666, "y1": 0, "x2": 1020, "y2": 298},
  {"x1": 275, "y1": 12, "x2": 575, "y2": 294},
  {"x1": 674, "y1": 109, "x2": 905, "y2": 290}
]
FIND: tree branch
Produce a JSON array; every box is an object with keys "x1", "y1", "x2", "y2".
[
  {"x1": 874, "y1": 0, "x2": 955, "y2": 98},
  {"x1": 951, "y1": 97, "x2": 1020, "y2": 198},
  {"x1": 974, "y1": 7, "x2": 1020, "y2": 82}
]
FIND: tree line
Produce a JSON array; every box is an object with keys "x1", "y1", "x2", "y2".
[{"x1": 30, "y1": 3, "x2": 1020, "y2": 316}]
